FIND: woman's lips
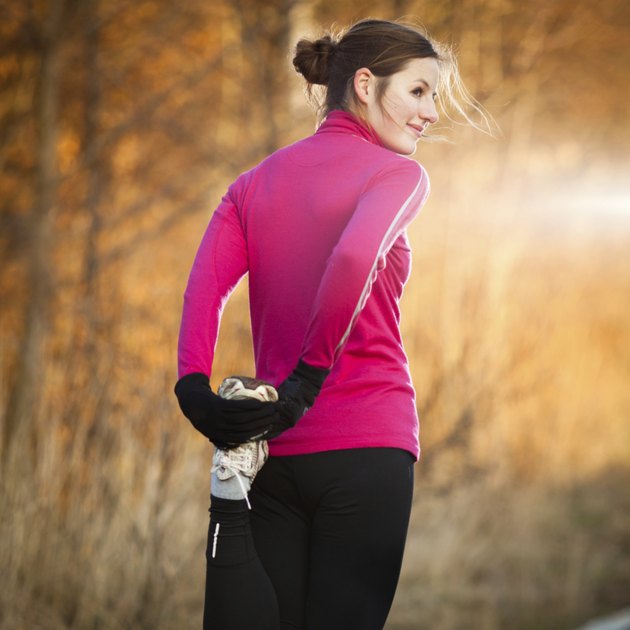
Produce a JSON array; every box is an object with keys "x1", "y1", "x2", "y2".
[{"x1": 407, "y1": 123, "x2": 425, "y2": 138}]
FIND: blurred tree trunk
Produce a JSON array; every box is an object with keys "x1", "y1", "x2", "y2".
[
  {"x1": 59, "y1": 0, "x2": 113, "y2": 449},
  {"x1": 391, "y1": 0, "x2": 410, "y2": 17},
  {"x1": 234, "y1": 0, "x2": 296, "y2": 154},
  {"x1": 81, "y1": 0, "x2": 105, "y2": 372},
  {"x1": 3, "y1": 1, "x2": 66, "y2": 460}
]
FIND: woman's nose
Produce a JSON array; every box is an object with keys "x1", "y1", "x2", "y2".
[{"x1": 422, "y1": 101, "x2": 439, "y2": 124}]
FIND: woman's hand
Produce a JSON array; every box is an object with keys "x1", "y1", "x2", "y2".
[
  {"x1": 276, "y1": 360, "x2": 330, "y2": 427},
  {"x1": 174, "y1": 373, "x2": 283, "y2": 446}
]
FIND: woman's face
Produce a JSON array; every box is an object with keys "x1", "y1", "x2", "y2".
[{"x1": 357, "y1": 57, "x2": 440, "y2": 155}]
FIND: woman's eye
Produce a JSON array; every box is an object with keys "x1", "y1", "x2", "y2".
[{"x1": 412, "y1": 88, "x2": 424, "y2": 97}]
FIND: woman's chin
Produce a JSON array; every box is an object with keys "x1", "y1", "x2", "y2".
[{"x1": 397, "y1": 143, "x2": 418, "y2": 156}]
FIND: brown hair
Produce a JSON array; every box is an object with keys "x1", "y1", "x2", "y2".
[{"x1": 293, "y1": 18, "x2": 495, "y2": 138}]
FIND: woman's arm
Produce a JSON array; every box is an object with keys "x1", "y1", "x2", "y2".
[
  {"x1": 175, "y1": 188, "x2": 284, "y2": 445},
  {"x1": 277, "y1": 159, "x2": 430, "y2": 424},
  {"x1": 177, "y1": 189, "x2": 248, "y2": 380},
  {"x1": 300, "y1": 159, "x2": 429, "y2": 369}
]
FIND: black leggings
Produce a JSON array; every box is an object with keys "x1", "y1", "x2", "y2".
[{"x1": 204, "y1": 447, "x2": 414, "y2": 630}]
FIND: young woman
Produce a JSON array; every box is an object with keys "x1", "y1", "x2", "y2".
[{"x1": 175, "y1": 18, "x2": 489, "y2": 630}]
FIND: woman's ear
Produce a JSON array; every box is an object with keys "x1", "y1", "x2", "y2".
[{"x1": 353, "y1": 67, "x2": 374, "y2": 105}]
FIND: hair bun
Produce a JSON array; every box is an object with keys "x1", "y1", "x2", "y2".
[{"x1": 292, "y1": 35, "x2": 337, "y2": 86}]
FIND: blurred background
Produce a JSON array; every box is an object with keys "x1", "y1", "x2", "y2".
[{"x1": 1, "y1": 0, "x2": 629, "y2": 628}]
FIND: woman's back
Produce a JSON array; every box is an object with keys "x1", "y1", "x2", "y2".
[{"x1": 228, "y1": 110, "x2": 430, "y2": 458}]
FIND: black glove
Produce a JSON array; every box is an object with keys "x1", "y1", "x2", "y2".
[
  {"x1": 276, "y1": 359, "x2": 329, "y2": 428},
  {"x1": 174, "y1": 372, "x2": 282, "y2": 447}
]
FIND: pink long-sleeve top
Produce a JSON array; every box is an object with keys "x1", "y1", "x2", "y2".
[{"x1": 177, "y1": 110, "x2": 430, "y2": 459}]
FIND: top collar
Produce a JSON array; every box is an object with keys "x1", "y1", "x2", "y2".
[{"x1": 315, "y1": 109, "x2": 383, "y2": 147}]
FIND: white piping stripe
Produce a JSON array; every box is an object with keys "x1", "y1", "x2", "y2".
[
  {"x1": 212, "y1": 522, "x2": 220, "y2": 558},
  {"x1": 333, "y1": 172, "x2": 425, "y2": 362}
]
